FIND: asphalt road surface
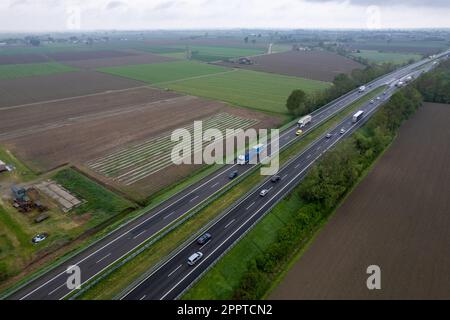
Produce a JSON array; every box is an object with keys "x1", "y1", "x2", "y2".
[
  {"x1": 122, "y1": 65, "x2": 433, "y2": 300},
  {"x1": 7, "y1": 51, "x2": 449, "y2": 300}
]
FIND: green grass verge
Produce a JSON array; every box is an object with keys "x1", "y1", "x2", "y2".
[
  {"x1": 52, "y1": 168, "x2": 137, "y2": 228},
  {"x1": 182, "y1": 87, "x2": 386, "y2": 299},
  {"x1": 165, "y1": 69, "x2": 331, "y2": 114},
  {"x1": 0, "y1": 146, "x2": 37, "y2": 182},
  {"x1": 97, "y1": 60, "x2": 230, "y2": 84},
  {"x1": 76, "y1": 87, "x2": 384, "y2": 300},
  {"x1": 0, "y1": 62, "x2": 78, "y2": 80},
  {"x1": 351, "y1": 50, "x2": 422, "y2": 65}
]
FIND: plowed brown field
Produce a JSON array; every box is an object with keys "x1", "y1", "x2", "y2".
[
  {"x1": 271, "y1": 102, "x2": 450, "y2": 300},
  {"x1": 216, "y1": 50, "x2": 363, "y2": 82}
]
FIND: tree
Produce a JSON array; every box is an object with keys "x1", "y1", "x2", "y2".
[{"x1": 286, "y1": 89, "x2": 307, "y2": 116}]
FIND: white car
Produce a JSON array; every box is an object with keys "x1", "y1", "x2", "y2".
[
  {"x1": 259, "y1": 189, "x2": 269, "y2": 197},
  {"x1": 188, "y1": 252, "x2": 203, "y2": 266},
  {"x1": 370, "y1": 100, "x2": 375, "y2": 104},
  {"x1": 340, "y1": 128, "x2": 346, "y2": 134},
  {"x1": 32, "y1": 233, "x2": 48, "y2": 244},
  {"x1": 376, "y1": 97, "x2": 381, "y2": 100}
]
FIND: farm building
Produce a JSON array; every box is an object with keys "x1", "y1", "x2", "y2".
[{"x1": 0, "y1": 160, "x2": 7, "y2": 173}]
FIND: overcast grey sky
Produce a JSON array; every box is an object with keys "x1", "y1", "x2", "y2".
[{"x1": 1, "y1": 0, "x2": 449, "y2": 32}]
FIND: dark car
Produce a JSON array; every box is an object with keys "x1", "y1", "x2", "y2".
[
  {"x1": 197, "y1": 233, "x2": 212, "y2": 245},
  {"x1": 271, "y1": 175, "x2": 281, "y2": 183},
  {"x1": 228, "y1": 170, "x2": 239, "y2": 179}
]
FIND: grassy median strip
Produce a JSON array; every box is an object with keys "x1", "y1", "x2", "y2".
[
  {"x1": 183, "y1": 86, "x2": 420, "y2": 300},
  {"x1": 76, "y1": 87, "x2": 384, "y2": 299}
]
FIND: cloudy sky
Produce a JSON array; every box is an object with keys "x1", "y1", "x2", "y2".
[{"x1": 1, "y1": 0, "x2": 449, "y2": 32}]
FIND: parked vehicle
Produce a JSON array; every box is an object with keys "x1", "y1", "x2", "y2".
[
  {"x1": 259, "y1": 189, "x2": 269, "y2": 197},
  {"x1": 188, "y1": 252, "x2": 203, "y2": 266},
  {"x1": 197, "y1": 233, "x2": 212, "y2": 245},
  {"x1": 32, "y1": 233, "x2": 48, "y2": 244}
]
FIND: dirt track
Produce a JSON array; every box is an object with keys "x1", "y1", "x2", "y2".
[
  {"x1": 1, "y1": 86, "x2": 282, "y2": 199},
  {"x1": 216, "y1": 50, "x2": 363, "y2": 82},
  {"x1": 0, "y1": 70, "x2": 144, "y2": 108},
  {"x1": 63, "y1": 53, "x2": 176, "y2": 69},
  {"x1": 271, "y1": 102, "x2": 450, "y2": 299}
]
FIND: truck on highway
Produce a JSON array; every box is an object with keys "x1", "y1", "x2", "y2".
[
  {"x1": 352, "y1": 110, "x2": 365, "y2": 123},
  {"x1": 297, "y1": 115, "x2": 312, "y2": 128},
  {"x1": 237, "y1": 143, "x2": 265, "y2": 165},
  {"x1": 358, "y1": 85, "x2": 366, "y2": 93},
  {"x1": 396, "y1": 81, "x2": 405, "y2": 88}
]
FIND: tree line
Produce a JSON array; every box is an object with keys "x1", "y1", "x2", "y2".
[
  {"x1": 286, "y1": 63, "x2": 398, "y2": 116},
  {"x1": 232, "y1": 84, "x2": 424, "y2": 300}
]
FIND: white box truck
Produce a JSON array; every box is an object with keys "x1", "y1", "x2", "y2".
[
  {"x1": 352, "y1": 110, "x2": 365, "y2": 123},
  {"x1": 297, "y1": 115, "x2": 312, "y2": 128},
  {"x1": 358, "y1": 86, "x2": 366, "y2": 93}
]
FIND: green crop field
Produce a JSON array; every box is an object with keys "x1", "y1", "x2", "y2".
[
  {"x1": 0, "y1": 62, "x2": 77, "y2": 80},
  {"x1": 141, "y1": 45, "x2": 265, "y2": 62},
  {"x1": 98, "y1": 60, "x2": 230, "y2": 84},
  {"x1": 164, "y1": 69, "x2": 331, "y2": 114},
  {"x1": 351, "y1": 50, "x2": 422, "y2": 65}
]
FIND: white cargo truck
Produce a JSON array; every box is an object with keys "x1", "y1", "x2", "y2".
[
  {"x1": 297, "y1": 115, "x2": 312, "y2": 128},
  {"x1": 358, "y1": 85, "x2": 366, "y2": 93},
  {"x1": 352, "y1": 110, "x2": 365, "y2": 123}
]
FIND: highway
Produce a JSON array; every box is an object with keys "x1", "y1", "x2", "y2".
[
  {"x1": 121, "y1": 63, "x2": 434, "y2": 300},
  {"x1": 7, "y1": 51, "x2": 448, "y2": 300}
]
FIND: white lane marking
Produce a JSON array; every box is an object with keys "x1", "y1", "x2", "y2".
[
  {"x1": 47, "y1": 283, "x2": 66, "y2": 296},
  {"x1": 246, "y1": 202, "x2": 255, "y2": 210},
  {"x1": 139, "y1": 295, "x2": 146, "y2": 300},
  {"x1": 27, "y1": 62, "x2": 424, "y2": 301},
  {"x1": 267, "y1": 187, "x2": 273, "y2": 192},
  {"x1": 295, "y1": 164, "x2": 300, "y2": 169},
  {"x1": 96, "y1": 253, "x2": 112, "y2": 264},
  {"x1": 121, "y1": 65, "x2": 431, "y2": 300},
  {"x1": 132, "y1": 230, "x2": 147, "y2": 240},
  {"x1": 167, "y1": 265, "x2": 183, "y2": 278},
  {"x1": 210, "y1": 182, "x2": 219, "y2": 188},
  {"x1": 282, "y1": 174, "x2": 288, "y2": 180},
  {"x1": 158, "y1": 101, "x2": 387, "y2": 300},
  {"x1": 224, "y1": 219, "x2": 236, "y2": 229},
  {"x1": 163, "y1": 211, "x2": 177, "y2": 220},
  {"x1": 307, "y1": 154, "x2": 311, "y2": 159},
  {"x1": 190, "y1": 195, "x2": 199, "y2": 203},
  {"x1": 317, "y1": 146, "x2": 321, "y2": 151}
]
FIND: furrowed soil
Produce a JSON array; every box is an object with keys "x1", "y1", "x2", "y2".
[
  {"x1": 271, "y1": 102, "x2": 450, "y2": 299},
  {"x1": 63, "y1": 53, "x2": 177, "y2": 69},
  {"x1": 215, "y1": 50, "x2": 364, "y2": 82},
  {"x1": 0, "y1": 70, "x2": 144, "y2": 108},
  {"x1": 0, "y1": 87, "x2": 282, "y2": 200}
]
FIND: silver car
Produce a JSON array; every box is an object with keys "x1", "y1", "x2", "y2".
[{"x1": 188, "y1": 252, "x2": 203, "y2": 266}]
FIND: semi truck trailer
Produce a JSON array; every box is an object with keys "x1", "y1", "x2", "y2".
[{"x1": 297, "y1": 115, "x2": 312, "y2": 128}]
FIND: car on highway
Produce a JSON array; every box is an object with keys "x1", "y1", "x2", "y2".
[
  {"x1": 376, "y1": 96, "x2": 381, "y2": 100},
  {"x1": 326, "y1": 133, "x2": 332, "y2": 139},
  {"x1": 271, "y1": 175, "x2": 281, "y2": 183},
  {"x1": 259, "y1": 189, "x2": 269, "y2": 197},
  {"x1": 383, "y1": 91, "x2": 387, "y2": 95},
  {"x1": 197, "y1": 233, "x2": 212, "y2": 245},
  {"x1": 228, "y1": 170, "x2": 239, "y2": 179},
  {"x1": 187, "y1": 252, "x2": 203, "y2": 266},
  {"x1": 340, "y1": 128, "x2": 346, "y2": 134},
  {"x1": 32, "y1": 233, "x2": 48, "y2": 244},
  {"x1": 296, "y1": 129, "x2": 303, "y2": 136},
  {"x1": 370, "y1": 99, "x2": 375, "y2": 104}
]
